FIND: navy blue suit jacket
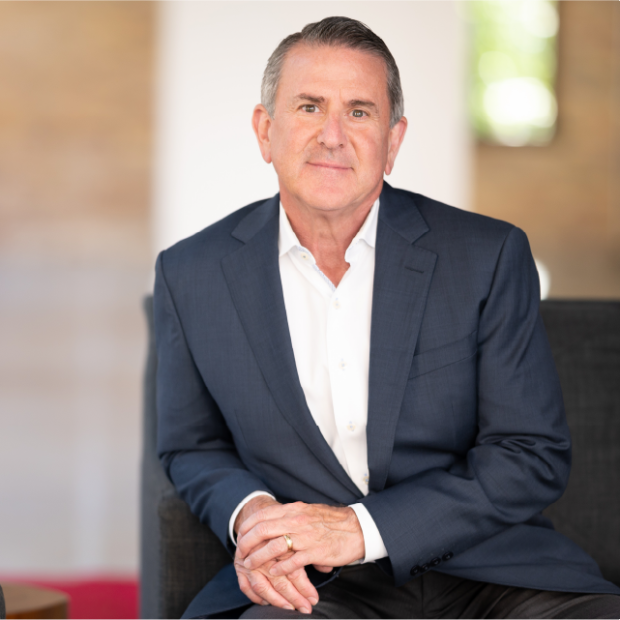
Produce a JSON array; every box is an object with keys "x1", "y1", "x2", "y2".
[{"x1": 154, "y1": 183, "x2": 620, "y2": 618}]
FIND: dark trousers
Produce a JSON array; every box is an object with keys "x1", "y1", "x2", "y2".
[{"x1": 240, "y1": 565, "x2": 620, "y2": 619}]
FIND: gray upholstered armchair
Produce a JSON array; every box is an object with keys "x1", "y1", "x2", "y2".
[{"x1": 140, "y1": 298, "x2": 620, "y2": 618}]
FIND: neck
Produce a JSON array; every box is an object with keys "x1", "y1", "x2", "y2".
[{"x1": 280, "y1": 185, "x2": 380, "y2": 287}]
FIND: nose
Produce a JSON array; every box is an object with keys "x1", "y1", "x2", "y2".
[{"x1": 317, "y1": 113, "x2": 346, "y2": 150}]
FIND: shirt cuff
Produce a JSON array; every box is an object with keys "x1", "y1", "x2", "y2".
[
  {"x1": 349, "y1": 503, "x2": 389, "y2": 563},
  {"x1": 229, "y1": 491, "x2": 276, "y2": 545}
]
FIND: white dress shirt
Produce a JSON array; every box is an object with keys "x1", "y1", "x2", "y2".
[{"x1": 229, "y1": 199, "x2": 388, "y2": 563}]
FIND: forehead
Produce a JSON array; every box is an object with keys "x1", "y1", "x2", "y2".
[{"x1": 277, "y1": 43, "x2": 389, "y2": 102}]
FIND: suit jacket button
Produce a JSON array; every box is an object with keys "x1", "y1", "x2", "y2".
[
  {"x1": 420, "y1": 563, "x2": 429, "y2": 572},
  {"x1": 410, "y1": 565, "x2": 421, "y2": 576},
  {"x1": 442, "y1": 552, "x2": 453, "y2": 561},
  {"x1": 431, "y1": 557, "x2": 441, "y2": 566}
]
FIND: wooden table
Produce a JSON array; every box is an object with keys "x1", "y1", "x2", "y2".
[{"x1": 1, "y1": 583, "x2": 69, "y2": 619}]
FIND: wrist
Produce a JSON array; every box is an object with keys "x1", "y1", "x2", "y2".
[
  {"x1": 343, "y1": 506, "x2": 365, "y2": 562},
  {"x1": 348, "y1": 503, "x2": 387, "y2": 563}
]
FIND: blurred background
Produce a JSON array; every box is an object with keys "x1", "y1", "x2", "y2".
[{"x1": 0, "y1": 1, "x2": 618, "y2": 617}]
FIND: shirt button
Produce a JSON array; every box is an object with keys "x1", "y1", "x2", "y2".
[
  {"x1": 333, "y1": 299, "x2": 341, "y2": 309},
  {"x1": 338, "y1": 359, "x2": 347, "y2": 370},
  {"x1": 300, "y1": 253, "x2": 308, "y2": 260},
  {"x1": 362, "y1": 473, "x2": 369, "y2": 485},
  {"x1": 346, "y1": 421, "x2": 356, "y2": 432}
]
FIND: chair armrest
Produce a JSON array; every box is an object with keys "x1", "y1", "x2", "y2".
[
  {"x1": 158, "y1": 489, "x2": 232, "y2": 618},
  {"x1": 0, "y1": 583, "x2": 6, "y2": 620},
  {"x1": 140, "y1": 296, "x2": 232, "y2": 618},
  {"x1": 141, "y1": 450, "x2": 231, "y2": 618}
]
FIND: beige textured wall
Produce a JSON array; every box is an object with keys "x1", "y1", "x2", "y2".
[
  {"x1": 473, "y1": 1, "x2": 620, "y2": 298},
  {"x1": 0, "y1": 1, "x2": 152, "y2": 264},
  {"x1": 0, "y1": 2, "x2": 153, "y2": 573}
]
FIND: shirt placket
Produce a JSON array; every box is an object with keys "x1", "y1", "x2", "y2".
[{"x1": 327, "y1": 244, "x2": 369, "y2": 494}]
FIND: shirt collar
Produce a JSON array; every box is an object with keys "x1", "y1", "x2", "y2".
[
  {"x1": 278, "y1": 198, "x2": 380, "y2": 258},
  {"x1": 278, "y1": 202, "x2": 301, "y2": 258}
]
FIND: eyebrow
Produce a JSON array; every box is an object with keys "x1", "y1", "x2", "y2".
[
  {"x1": 294, "y1": 94, "x2": 325, "y2": 104},
  {"x1": 348, "y1": 99, "x2": 378, "y2": 112},
  {"x1": 293, "y1": 94, "x2": 378, "y2": 112}
]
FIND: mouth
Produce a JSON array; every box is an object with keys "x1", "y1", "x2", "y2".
[{"x1": 307, "y1": 162, "x2": 351, "y2": 171}]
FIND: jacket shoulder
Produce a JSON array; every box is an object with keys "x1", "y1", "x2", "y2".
[
  {"x1": 157, "y1": 197, "x2": 270, "y2": 273},
  {"x1": 384, "y1": 186, "x2": 529, "y2": 272},
  {"x1": 406, "y1": 190, "x2": 516, "y2": 240}
]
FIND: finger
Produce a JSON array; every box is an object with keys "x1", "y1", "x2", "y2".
[
  {"x1": 235, "y1": 538, "x2": 269, "y2": 566},
  {"x1": 238, "y1": 503, "x2": 290, "y2": 538},
  {"x1": 288, "y1": 568, "x2": 319, "y2": 606},
  {"x1": 243, "y1": 535, "x2": 290, "y2": 569},
  {"x1": 245, "y1": 569, "x2": 295, "y2": 611},
  {"x1": 237, "y1": 571, "x2": 266, "y2": 606},
  {"x1": 269, "y1": 551, "x2": 313, "y2": 577},
  {"x1": 237, "y1": 520, "x2": 297, "y2": 558},
  {"x1": 267, "y1": 574, "x2": 314, "y2": 614},
  {"x1": 313, "y1": 564, "x2": 333, "y2": 573},
  {"x1": 247, "y1": 570, "x2": 312, "y2": 613},
  {"x1": 238, "y1": 501, "x2": 308, "y2": 539}
]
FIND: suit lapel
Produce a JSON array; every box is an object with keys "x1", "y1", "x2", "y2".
[
  {"x1": 367, "y1": 185, "x2": 437, "y2": 493},
  {"x1": 221, "y1": 196, "x2": 362, "y2": 499}
]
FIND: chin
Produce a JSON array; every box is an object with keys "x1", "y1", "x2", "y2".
[
  {"x1": 304, "y1": 186, "x2": 356, "y2": 211},
  {"x1": 297, "y1": 182, "x2": 359, "y2": 211}
]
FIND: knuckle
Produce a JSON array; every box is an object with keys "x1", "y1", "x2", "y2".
[
  {"x1": 273, "y1": 579, "x2": 289, "y2": 594},
  {"x1": 253, "y1": 581, "x2": 269, "y2": 596},
  {"x1": 290, "y1": 501, "x2": 305, "y2": 513}
]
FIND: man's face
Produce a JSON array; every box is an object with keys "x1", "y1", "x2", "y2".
[{"x1": 253, "y1": 43, "x2": 406, "y2": 214}]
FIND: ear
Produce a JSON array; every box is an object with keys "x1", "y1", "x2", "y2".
[
  {"x1": 384, "y1": 116, "x2": 408, "y2": 176},
  {"x1": 252, "y1": 104, "x2": 273, "y2": 164}
]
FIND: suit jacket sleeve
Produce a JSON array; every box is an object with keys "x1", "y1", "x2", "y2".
[
  {"x1": 154, "y1": 251, "x2": 273, "y2": 553},
  {"x1": 360, "y1": 226, "x2": 571, "y2": 586}
]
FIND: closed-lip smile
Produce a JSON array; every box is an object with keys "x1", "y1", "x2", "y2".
[{"x1": 307, "y1": 162, "x2": 350, "y2": 170}]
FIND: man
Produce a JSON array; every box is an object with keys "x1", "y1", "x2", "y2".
[{"x1": 154, "y1": 17, "x2": 620, "y2": 619}]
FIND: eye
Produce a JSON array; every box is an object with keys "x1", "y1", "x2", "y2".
[
  {"x1": 351, "y1": 109, "x2": 367, "y2": 118},
  {"x1": 301, "y1": 104, "x2": 318, "y2": 113}
]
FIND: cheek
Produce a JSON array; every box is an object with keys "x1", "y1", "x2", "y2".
[
  {"x1": 353, "y1": 134, "x2": 388, "y2": 174},
  {"x1": 271, "y1": 136, "x2": 307, "y2": 173}
]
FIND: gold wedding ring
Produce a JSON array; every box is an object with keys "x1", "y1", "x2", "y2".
[{"x1": 283, "y1": 534, "x2": 293, "y2": 552}]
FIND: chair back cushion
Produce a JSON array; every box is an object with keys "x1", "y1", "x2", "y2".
[{"x1": 541, "y1": 300, "x2": 620, "y2": 586}]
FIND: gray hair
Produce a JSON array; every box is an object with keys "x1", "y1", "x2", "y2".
[{"x1": 261, "y1": 16, "x2": 404, "y2": 128}]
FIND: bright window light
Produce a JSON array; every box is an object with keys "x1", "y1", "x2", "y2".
[
  {"x1": 535, "y1": 258, "x2": 551, "y2": 300},
  {"x1": 468, "y1": 1, "x2": 559, "y2": 146}
]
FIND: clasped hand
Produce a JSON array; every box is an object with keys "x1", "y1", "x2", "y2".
[{"x1": 234, "y1": 498, "x2": 365, "y2": 613}]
